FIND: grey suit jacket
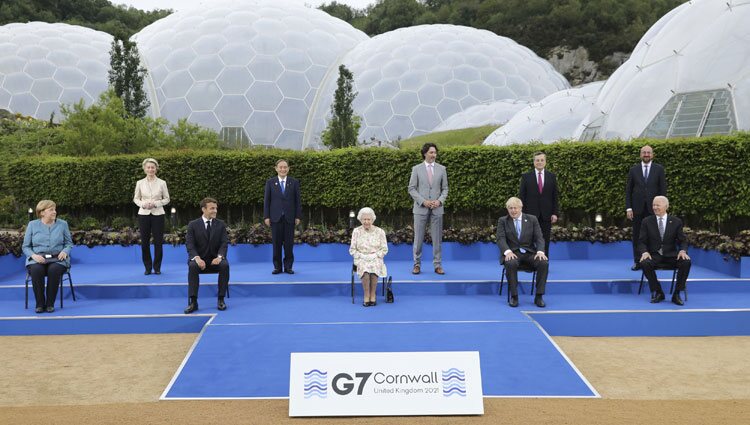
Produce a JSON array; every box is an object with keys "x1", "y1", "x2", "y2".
[
  {"x1": 408, "y1": 162, "x2": 449, "y2": 215},
  {"x1": 496, "y1": 214, "x2": 545, "y2": 263}
]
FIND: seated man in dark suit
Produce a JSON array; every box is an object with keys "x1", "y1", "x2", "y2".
[
  {"x1": 184, "y1": 197, "x2": 229, "y2": 314},
  {"x1": 638, "y1": 195, "x2": 690, "y2": 305},
  {"x1": 496, "y1": 197, "x2": 549, "y2": 308}
]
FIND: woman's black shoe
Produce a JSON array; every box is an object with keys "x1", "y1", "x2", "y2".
[
  {"x1": 362, "y1": 302, "x2": 369, "y2": 307},
  {"x1": 144, "y1": 270, "x2": 152, "y2": 275},
  {"x1": 154, "y1": 270, "x2": 161, "y2": 275},
  {"x1": 371, "y1": 301, "x2": 377, "y2": 306},
  {"x1": 35, "y1": 307, "x2": 44, "y2": 314}
]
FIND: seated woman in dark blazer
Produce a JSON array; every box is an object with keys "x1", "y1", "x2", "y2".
[{"x1": 22, "y1": 200, "x2": 73, "y2": 313}]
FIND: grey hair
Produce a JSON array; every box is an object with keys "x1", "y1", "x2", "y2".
[
  {"x1": 653, "y1": 195, "x2": 669, "y2": 207},
  {"x1": 357, "y1": 207, "x2": 376, "y2": 222},
  {"x1": 142, "y1": 157, "x2": 159, "y2": 170},
  {"x1": 505, "y1": 196, "x2": 523, "y2": 208}
]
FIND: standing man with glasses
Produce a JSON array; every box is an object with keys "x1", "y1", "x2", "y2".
[
  {"x1": 408, "y1": 142, "x2": 449, "y2": 275},
  {"x1": 264, "y1": 159, "x2": 302, "y2": 275},
  {"x1": 519, "y1": 152, "x2": 559, "y2": 256},
  {"x1": 626, "y1": 145, "x2": 666, "y2": 270}
]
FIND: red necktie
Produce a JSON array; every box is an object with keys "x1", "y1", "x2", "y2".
[{"x1": 537, "y1": 171, "x2": 543, "y2": 194}]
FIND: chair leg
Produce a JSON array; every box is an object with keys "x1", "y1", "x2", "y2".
[
  {"x1": 382, "y1": 276, "x2": 386, "y2": 297},
  {"x1": 350, "y1": 273, "x2": 355, "y2": 305},
  {"x1": 499, "y1": 268, "x2": 505, "y2": 296},
  {"x1": 67, "y1": 272, "x2": 76, "y2": 301},
  {"x1": 59, "y1": 273, "x2": 64, "y2": 309},
  {"x1": 638, "y1": 272, "x2": 645, "y2": 295}
]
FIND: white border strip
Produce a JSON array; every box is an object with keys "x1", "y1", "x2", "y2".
[
  {"x1": 211, "y1": 319, "x2": 528, "y2": 326},
  {"x1": 528, "y1": 308, "x2": 750, "y2": 314},
  {"x1": 160, "y1": 314, "x2": 217, "y2": 400}
]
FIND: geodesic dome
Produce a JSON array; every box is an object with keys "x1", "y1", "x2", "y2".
[
  {"x1": 432, "y1": 99, "x2": 529, "y2": 132},
  {"x1": 132, "y1": 0, "x2": 368, "y2": 149},
  {"x1": 576, "y1": 0, "x2": 750, "y2": 141},
  {"x1": 484, "y1": 81, "x2": 604, "y2": 145},
  {"x1": 308, "y1": 24, "x2": 570, "y2": 147},
  {"x1": 0, "y1": 22, "x2": 112, "y2": 121}
]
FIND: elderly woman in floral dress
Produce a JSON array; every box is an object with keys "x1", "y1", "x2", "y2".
[{"x1": 349, "y1": 207, "x2": 388, "y2": 307}]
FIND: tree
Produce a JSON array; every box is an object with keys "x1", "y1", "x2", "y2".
[
  {"x1": 322, "y1": 65, "x2": 360, "y2": 149},
  {"x1": 108, "y1": 38, "x2": 150, "y2": 118}
]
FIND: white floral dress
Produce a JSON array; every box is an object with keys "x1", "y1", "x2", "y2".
[{"x1": 349, "y1": 225, "x2": 388, "y2": 278}]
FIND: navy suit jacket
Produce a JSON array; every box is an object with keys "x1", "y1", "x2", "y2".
[
  {"x1": 625, "y1": 162, "x2": 666, "y2": 215},
  {"x1": 519, "y1": 169, "x2": 559, "y2": 220},
  {"x1": 637, "y1": 215, "x2": 687, "y2": 258},
  {"x1": 186, "y1": 218, "x2": 228, "y2": 261},
  {"x1": 264, "y1": 176, "x2": 301, "y2": 224}
]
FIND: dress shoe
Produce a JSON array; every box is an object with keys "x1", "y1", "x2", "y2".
[
  {"x1": 46, "y1": 306, "x2": 55, "y2": 313},
  {"x1": 154, "y1": 270, "x2": 161, "y2": 275},
  {"x1": 509, "y1": 296, "x2": 519, "y2": 308},
  {"x1": 412, "y1": 265, "x2": 421, "y2": 274},
  {"x1": 434, "y1": 266, "x2": 445, "y2": 275},
  {"x1": 217, "y1": 298, "x2": 227, "y2": 311},
  {"x1": 650, "y1": 292, "x2": 665, "y2": 303},
  {"x1": 144, "y1": 270, "x2": 152, "y2": 275},
  {"x1": 671, "y1": 293, "x2": 684, "y2": 306},
  {"x1": 371, "y1": 301, "x2": 377, "y2": 306},
  {"x1": 534, "y1": 295, "x2": 546, "y2": 308},
  {"x1": 285, "y1": 269, "x2": 295, "y2": 274},
  {"x1": 272, "y1": 269, "x2": 282, "y2": 274},
  {"x1": 35, "y1": 307, "x2": 44, "y2": 314},
  {"x1": 184, "y1": 302, "x2": 198, "y2": 314}
]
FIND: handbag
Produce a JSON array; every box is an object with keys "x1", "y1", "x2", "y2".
[
  {"x1": 385, "y1": 276, "x2": 394, "y2": 303},
  {"x1": 37, "y1": 251, "x2": 62, "y2": 263}
]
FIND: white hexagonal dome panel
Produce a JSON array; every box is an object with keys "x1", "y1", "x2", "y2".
[
  {"x1": 132, "y1": 0, "x2": 368, "y2": 148},
  {"x1": 309, "y1": 24, "x2": 570, "y2": 147},
  {"x1": 433, "y1": 99, "x2": 530, "y2": 132},
  {"x1": 575, "y1": 0, "x2": 750, "y2": 141},
  {"x1": 0, "y1": 22, "x2": 112, "y2": 120},
  {"x1": 484, "y1": 82, "x2": 604, "y2": 145}
]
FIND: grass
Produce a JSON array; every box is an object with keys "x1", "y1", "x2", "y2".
[{"x1": 397, "y1": 125, "x2": 499, "y2": 149}]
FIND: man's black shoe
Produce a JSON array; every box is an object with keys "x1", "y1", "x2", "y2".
[
  {"x1": 671, "y1": 293, "x2": 684, "y2": 306},
  {"x1": 534, "y1": 295, "x2": 546, "y2": 308},
  {"x1": 650, "y1": 292, "x2": 665, "y2": 303},
  {"x1": 285, "y1": 269, "x2": 294, "y2": 274},
  {"x1": 509, "y1": 296, "x2": 519, "y2": 308},
  {"x1": 184, "y1": 302, "x2": 198, "y2": 314},
  {"x1": 217, "y1": 298, "x2": 227, "y2": 311},
  {"x1": 272, "y1": 269, "x2": 282, "y2": 274}
]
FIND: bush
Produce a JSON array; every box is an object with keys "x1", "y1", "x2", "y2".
[{"x1": 78, "y1": 216, "x2": 101, "y2": 231}]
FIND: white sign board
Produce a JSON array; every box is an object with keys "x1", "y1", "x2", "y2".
[{"x1": 289, "y1": 351, "x2": 483, "y2": 417}]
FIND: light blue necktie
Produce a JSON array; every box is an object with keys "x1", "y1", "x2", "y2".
[
  {"x1": 280, "y1": 180, "x2": 285, "y2": 195},
  {"x1": 515, "y1": 219, "x2": 521, "y2": 239}
]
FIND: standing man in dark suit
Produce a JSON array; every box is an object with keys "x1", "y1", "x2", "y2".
[
  {"x1": 519, "y1": 151, "x2": 559, "y2": 256},
  {"x1": 408, "y1": 142, "x2": 449, "y2": 275},
  {"x1": 496, "y1": 197, "x2": 549, "y2": 308},
  {"x1": 185, "y1": 197, "x2": 229, "y2": 314},
  {"x1": 638, "y1": 196, "x2": 690, "y2": 305},
  {"x1": 626, "y1": 145, "x2": 666, "y2": 270},
  {"x1": 264, "y1": 159, "x2": 301, "y2": 274}
]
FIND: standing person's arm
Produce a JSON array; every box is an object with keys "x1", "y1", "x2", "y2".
[
  {"x1": 155, "y1": 180, "x2": 170, "y2": 208},
  {"x1": 519, "y1": 175, "x2": 527, "y2": 206},
  {"x1": 438, "y1": 166, "x2": 448, "y2": 206},
  {"x1": 625, "y1": 167, "x2": 634, "y2": 219},
  {"x1": 263, "y1": 180, "x2": 271, "y2": 226},
  {"x1": 551, "y1": 173, "x2": 560, "y2": 221},
  {"x1": 133, "y1": 180, "x2": 145, "y2": 208},
  {"x1": 294, "y1": 179, "x2": 302, "y2": 225},
  {"x1": 407, "y1": 167, "x2": 425, "y2": 206}
]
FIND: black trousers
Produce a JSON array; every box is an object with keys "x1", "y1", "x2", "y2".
[
  {"x1": 631, "y1": 206, "x2": 653, "y2": 263},
  {"x1": 504, "y1": 251, "x2": 548, "y2": 296},
  {"x1": 538, "y1": 217, "x2": 552, "y2": 256},
  {"x1": 188, "y1": 258, "x2": 229, "y2": 299},
  {"x1": 139, "y1": 214, "x2": 164, "y2": 272},
  {"x1": 641, "y1": 254, "x2": 691, "y2": 294},
  {"x1": 28, "y1": 262, "x2": 66, "y2": 308},
  {"x1": 271, "y1": 219, "x2": 295, "y2": 271}
]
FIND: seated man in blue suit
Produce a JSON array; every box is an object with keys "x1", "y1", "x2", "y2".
[
  {"x1": 264, "y1": 159, "x2": 302, "y2": 274},
  {"x1": 638, "y1": 195, "x2": 690, "y2": 305},
  {"x1": 496, "y1": 197, "x2": 548, "y2": 308},
  {"x1": 185, "y1": 197, "x2": 229, "y2": 314}
]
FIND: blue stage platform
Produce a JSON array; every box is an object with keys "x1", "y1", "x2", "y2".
[{"x1": 1, "y1": 241, "x2": 749, "y2": 399}]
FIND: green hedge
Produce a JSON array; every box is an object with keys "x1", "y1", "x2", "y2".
[{"x1": 5, "y1": 134, "x2": 750, "y2": 220}]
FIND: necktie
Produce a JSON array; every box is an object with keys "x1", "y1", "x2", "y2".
[
  {"x1": 515, "y1": 219, "x2": 521, "y2": 239},
  {"x1": 280, "y1": 180, "x2": 285, "y2": 194},
  {"x1": 658, "y1": 217, "x2": 665, "y2": 240},
  {"x1": 537, "y1": 171, "x2": 543, "y2": 194},
  {"x1": 427, "y1": 164, "x2": 433, "y2": 184},
  {"x1": 644, "y1": 164, "x2": 649, "y2": 180},
  {"x1": 206, "y1": 219, "x2": 212, "y2": 236}
]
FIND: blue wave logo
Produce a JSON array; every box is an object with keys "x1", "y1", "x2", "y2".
[
  {"x1": 441, "y1": 368, "x2": 466, "y2": 397},
  {"x1": 303, "y1": 369, "x2": 328, "y2": 399}
]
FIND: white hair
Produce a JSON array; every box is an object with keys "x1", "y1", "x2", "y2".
[{"x1": 357, "y1": 207, "x2": 376, "y2": 222}]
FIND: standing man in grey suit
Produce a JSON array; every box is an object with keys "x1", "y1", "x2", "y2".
[
  {"x1": 626, "y1": 145, "x2": 667, "y2": 270},
  {"x1": 408, "y1": 142, "x2": 449, "y2": 275},
  {"x1": 496, "y1": 197, "x2": 548, "y2": 308},
  {"x1": 519, "y1": 152, "x2": 559, "y2": 256}
]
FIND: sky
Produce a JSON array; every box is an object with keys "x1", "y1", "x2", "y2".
[{"x1": 114, "y1": 0, "x2": 375, "y2": 12}]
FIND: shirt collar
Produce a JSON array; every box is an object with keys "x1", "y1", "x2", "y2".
[
  {"x1": 642, "y1": 161, "x2": 651, "y2": 167},
  {"x1": 424, "y1": 161, "x2": 434, "y2": 167},
  {"x1": 657, "y1": 213, "x2": 668, "y2": 221}
]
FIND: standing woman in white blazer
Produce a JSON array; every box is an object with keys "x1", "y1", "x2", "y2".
[{"x1": 133, "y1": 158, "x2": 170, "y2": 275}]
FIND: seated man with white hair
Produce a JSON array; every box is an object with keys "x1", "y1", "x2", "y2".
[{"x1": 638, "y1": 195, "x2": 691, "y2": 305}]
